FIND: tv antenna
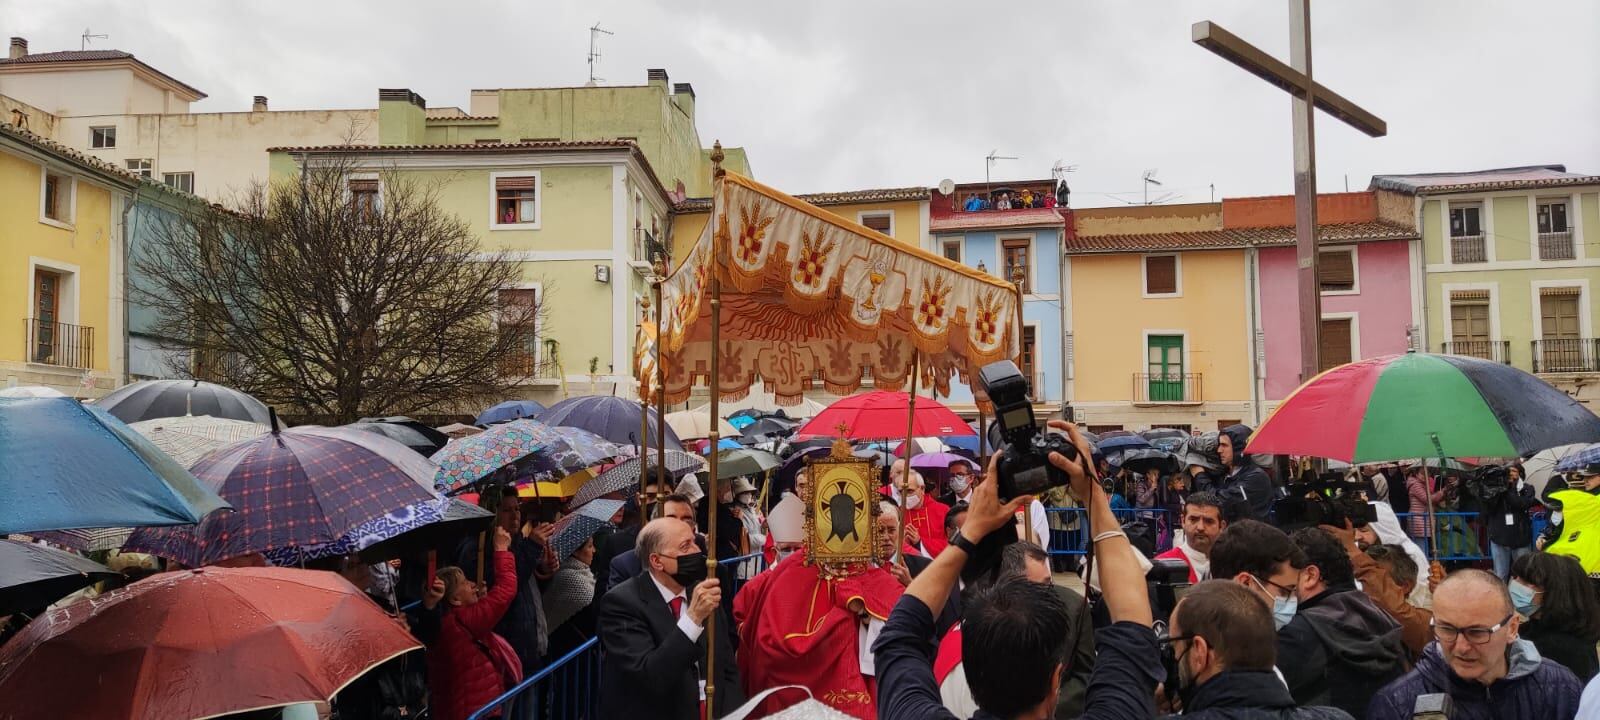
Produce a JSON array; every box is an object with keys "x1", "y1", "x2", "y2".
[
  {"x1": 587, "y1": 23, "x2": 614, "y2": 85},
  {"x1": 1141, "y1": 169, "x2": 1175, "y2": 205},
  {"x1": 985, "y1": 149, "x2": 1017, "y2": 198},
  {"x1": 81, "y1": 28, "x2": 108, "y2": 51}
]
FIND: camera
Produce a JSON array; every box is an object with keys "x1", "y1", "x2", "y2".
[
  {"x1": 1279, "y1": 471, "x2": 1377, "y2": 528},
  {"x1": 978, "y1": 360, "x2": 1079, "y2": 502},
  {"x1": 1468, "y1": 466, "x2": 1508, "y2": 504}
]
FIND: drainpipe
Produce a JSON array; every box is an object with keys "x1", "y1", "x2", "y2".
[
  {"x1": 118, "y1": 182, "x2": 142, "y2": 386},
  {"x1": 1246, "y1": 242, "x2": 1263, "y2": 426},
  {"x1": 1058, "y1": 227, "x2": 1069, "y2": 411}
]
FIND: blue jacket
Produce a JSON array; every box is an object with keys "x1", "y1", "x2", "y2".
[{"x1": 1368, "y1": 639, "x2": 1583, "y2": 720}]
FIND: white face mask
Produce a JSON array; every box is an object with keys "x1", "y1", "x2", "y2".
[
  {"x1": 948, "y1": 475, "x2": 972, "y2": 494},
  {"x1": 905, "y1": 493, "x2": 922, "y2": 510}
]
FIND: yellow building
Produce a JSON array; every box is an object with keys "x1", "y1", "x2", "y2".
[
  {"x1": 0, "y1": 122, "x2": 131, "y2": 397},
  {"x1": 1067, "y1": 203, "x2": 1259, "y2": 431},
  {"x1": 670, "y1": 186, "x2": 929, "y2": 266}
]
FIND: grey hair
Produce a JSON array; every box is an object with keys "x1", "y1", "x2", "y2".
[{"x1": 636, "y1": 517, "x2": 685, "y2": 559}]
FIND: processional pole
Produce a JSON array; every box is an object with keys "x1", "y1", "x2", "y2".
[
  {"x1": 654, "y1": 254, "x2": 669, "y2": 515},
  {"x1": 639, "y1": 294, "x2": 653, "y2": 514},
  {"x1": 1012, "y1": 264, "x2": 1039, "y2": 547},
  {"x1": 703, "y1": 140, "x2": 726, "y2": 720},
  {"x1": 898, "y1": 353, "x2": 919, "y2": 560}
]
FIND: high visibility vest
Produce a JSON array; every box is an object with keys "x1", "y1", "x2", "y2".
[{"x1": 1547, "y1": 489, "x2": 1600, "y2": 575}]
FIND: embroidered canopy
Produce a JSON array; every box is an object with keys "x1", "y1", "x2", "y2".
[{"x1": 645, "y1": 172, "x2": 1021, "y2": 408}]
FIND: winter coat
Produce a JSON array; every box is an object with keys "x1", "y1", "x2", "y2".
[
  {"x1": 1166, "y1": 668, "x2": 1354, "y2": 720},
  {"x1": 1522, "y1": 618, "x2": 1600, "y2": 682},
  {"x1": 1280, "y1": 585, "x2": 1407, "y2": 718},
  {"x1": 1367, "y1": 640, "x2": 1584, "y2": 720},
  {"x1": 1405, "y1": 476, "x2": 1443, "y2": 538},
  {"x1": 1474, "y1": 477, "x2": 1538, "y2": 548},
  {"x1": 430, "y1": 549, "x2": 518, "y2": 720}
]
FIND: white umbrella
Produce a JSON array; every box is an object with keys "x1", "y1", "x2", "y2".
[
  {"x1": 692, "y1": 388, "x2": 827, "y2": 419},
  {"x1": 1524, "y1": 443, "x2": 1587, "y2": 496},
  {"x1": 665, "y1": 410, "x2": 738, "y2": 441},
  {"x1": 128, "y1": 415, "x2": 271, "y2": 468},
  {"x1": 0, "y1": 386, "x2": 66, "y2": 398}
]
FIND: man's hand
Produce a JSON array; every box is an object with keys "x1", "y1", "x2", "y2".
[
  {"x1": 421, "y1": 578, "x2": 446, "y2": 610},
  {"x1": 1321, "y1": 521, "x2": 1357, "y2": 550},
  {"x1": 493, "y1": 526, "x2": 513, "y2": 552},
  {"x1": 959, "y1": 454, "x2": 1036, "y2": 543},
  {"x1": 887, "y1": 561, "x2": 912, "y2": 587},
  {"x1": 1045, "y1": 420, "x2": 1095, "y2": 501},
  {"x1": 904, "y1": 523, "x2": 921, "y2": 549},
  {"x1": 687, "y1": 578, "x2": 722, "y2": 626},
  {"x1": 1427, "y1": 561, "x2": 1446, "y2": 593}
]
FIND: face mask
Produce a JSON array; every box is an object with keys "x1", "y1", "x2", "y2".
[
  {"x1": 776, "y1": 548, "x2": 795, "y2": 562},
  {"x1": 737, "y1": 493, "x2": 755, "y2": 507},
  {"x1": 666, "y1": 550, "x2": 708, "y2": 589},
  {"x1": 905, "y1": 493, "x2": 922, "y2": 510},
  {"x1": 1174, "y1": 645, "x2": 1200, "y2": 710},
  {"x1": 1509, "y1": 579, "x2": 1540, "y2": 618},
  {"x1": 949, "y1": 475, "x2": 972, "y2": 494},
  {"x1": 1252, "y1": 576, "x2": 1298, "y2": 630}
]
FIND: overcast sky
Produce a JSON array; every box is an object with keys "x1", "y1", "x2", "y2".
[{"x1": 7, "y1": 1, "x2": 1597, "y2": 204}]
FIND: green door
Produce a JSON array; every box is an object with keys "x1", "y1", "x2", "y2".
[{"x1": 1147, "y1": 335, "x2": 1184, "y2": 402}]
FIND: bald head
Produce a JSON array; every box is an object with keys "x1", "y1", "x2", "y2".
[
  {"x1": 1434, "y1": 568, "x2": 1520, "y2": 685},
  {"x1": 636, "y1": 516, "x2": 693, "y2": 560},
  {"x1": 1437, "y1": 569, "x2": 1513, "y2": 615}
]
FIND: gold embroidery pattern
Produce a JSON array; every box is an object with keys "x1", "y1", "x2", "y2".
[
  {"x1": 793, "y1": 229, "x2": 837, "y2": 288},
  {"x1": 915, "y1": 275, "x2": 952, "y2": 328}
]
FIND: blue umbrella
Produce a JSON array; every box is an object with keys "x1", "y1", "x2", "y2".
[
  {"x1": 1555, "y1": 443, "x2": 1600, "y2": 473},
  {"x1": 0, "y1": 398, "x2": 229, "y2": 535},
  {"x1": 539, "y1": 395, "x2": 684, "y2": 451},
  {"x1": 475, "y1": 400, "x2": 547, "y2": 426},
  {"x1": 727, "y1": 415, "x2": 758, "y2": 431},
  {"x1": 700, "y1": 437, "x2": 741, "y2": 454}
]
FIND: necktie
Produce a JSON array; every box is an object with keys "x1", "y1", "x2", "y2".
[{"x1": 669, "y1": 596, "x2": 684, "y2": 618}]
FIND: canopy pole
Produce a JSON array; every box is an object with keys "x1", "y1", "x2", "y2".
[
  {"x1": 1426, "y1": 433, "x2": 1444, "y2": 559},
  {"x1": 639, "y1": 295, "x2": 653, "y2": 516},
  {"x1": 654, "y1": 255, "x2": 669, "y2": 516},
  {"x1": 899, "y1": 353, "x2": 919, "y2": 559},
  {"x1": 1011, "y1": 264, "x2": 1039, "y2": 547},
  {"x1": 703, "y1": 141, "x2": 726, "y2": 720}
]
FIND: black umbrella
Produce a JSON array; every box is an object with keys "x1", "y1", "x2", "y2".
[
  {"x1": 0, "y1": 539, "x2": 117, "y2": 615},
  {"x1": 1110, "y1": 447, "x2": 1178, "y2": 475},
  {"x1": 350, "y1": 417, "x2": 450, "y2": 457},
  {"x1": 94, "y1": 380, "x2": 270, "y2": 424},
  {"x1": 740, "y1": 417, "x2": 796, "y2": 442}
]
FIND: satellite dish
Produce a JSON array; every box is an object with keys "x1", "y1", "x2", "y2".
[{"x1": 937, "y1": 179, "x2": 956, "y2": 196}]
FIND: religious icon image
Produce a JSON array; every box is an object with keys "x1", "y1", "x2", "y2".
[{"x1": 802, "y1": 439, "x2": 879, "y2": 570}]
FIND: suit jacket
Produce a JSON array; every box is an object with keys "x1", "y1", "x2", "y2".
[
  {"x1": 598, "y1": 573, "x2": 745, "y2": 719},
  {"x1": 608, "y1": 549, "x2": 644, "y2": 593}
]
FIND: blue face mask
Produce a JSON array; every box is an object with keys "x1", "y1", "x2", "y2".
[
  {"x1": 1252, "y1": 576, "x2": 1299, "y2": 630},
  {"x1": 1509, "y1": 579, "x2": 1540, "y2": 618}
]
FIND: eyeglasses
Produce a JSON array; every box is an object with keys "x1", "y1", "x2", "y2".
[
  {"x1": 1252, "y1": 574, "x2": 1299, "y2": 600},
  {"x1": 1432, "y1": 614, "x2": 1514, "y2": 645},
  {"x1": 1158, "y1": 633, "x2": 1197, "y2": 648}
]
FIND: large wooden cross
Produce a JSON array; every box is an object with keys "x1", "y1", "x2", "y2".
[{"x1": 1193, "y1": 1, "x2": 1386, "y2": 384}]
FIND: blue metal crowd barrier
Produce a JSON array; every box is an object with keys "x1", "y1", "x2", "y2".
[
  {"x1": 1043, "y1": 507, "x2": 1173, "y2": 557},
  {"x1": 467, "y1": 637, "x2": 602, "y2": 720},
  {"x1": 1395, "y1": 511, "x2": 1495, "y2": 561},
  {"x1": 720, "y1": 551, "x2": 766, "y2": 596}
]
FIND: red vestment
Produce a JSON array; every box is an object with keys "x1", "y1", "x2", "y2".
[
  {"x1": 904, "y1": 497, "x2": 950, "y2": 556},
  {"x1": 733, "y1": 553, "x2": 905, "y2": 718}
]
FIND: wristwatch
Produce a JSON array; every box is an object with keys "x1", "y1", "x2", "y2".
[{"x1": 952, "y1": 531, "x2": 981, "y2": 556}]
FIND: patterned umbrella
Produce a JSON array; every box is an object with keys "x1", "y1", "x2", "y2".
[
  {"x1": 539, "y1": 395, "x2": 684, "y2": 451},
  {"x1": 28, "y1": 527, "x2": 134, "y2": 554},
  {"x1": 93, "y1": 379, "x2": 270, "y2": 424},
  {"x1": 550, "y1": 498, "x2": 625, "y2": 562},
  {"x1": 128, "y1": 415, "x2": 270, "y2": 468},
  {"x1": 569, "y1": 451, "x2": 705, "y2": 509},
  {"x1": 518, "y1": 425, "x2": 626, "y2": 483},
  {"x1": 429, "y1": 419, "x2": 548, "y2": 493},
  {"x1": 262, "y1": 495, "x2": 495, "y2": 565},
  {"x1": 124, "y1": 426, "x2": 438, "y2": 566}
]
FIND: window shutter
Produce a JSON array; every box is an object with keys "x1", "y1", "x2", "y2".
[
  {"x1": 1146, "y1": 256, "x2": 1177, "y2": 294},
  {"x1": 1318, "y1": 250, "x2": 1355, "y2": 291},
  {"x1": 496, "y1": 176, "x2": 536, "y2": 190},
  {"x1": 348, "y1": 179, "x2": 379, "y2": 192},
  {"x1": 862, "y1": 214, "x2": 892, "y2": 233},
  {"x1": 1539, "y1": 286, "x2": 1581, "y2": 297},
  {"x1": 1319, "y1": 318, "x2": 1352, "y2": 370},
  {"x1": 1450, "y1": 290, "x2": 1489, "y2": 302}
]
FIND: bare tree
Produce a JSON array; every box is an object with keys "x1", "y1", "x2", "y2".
[{"x1": 132, "y1": 157, "x2": 545, "y2": 424}]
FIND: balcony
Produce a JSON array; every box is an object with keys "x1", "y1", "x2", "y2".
[
  {"x1": 1441, "y1": 340, "x2": 1510, "y2": 364},
  {"x1": 25, "y1": 318, "x2": 94, "y2": 369},
  {"x1": 1133, "y1": 372, "x2": 1203, "y2": 405},
  {"x1": 1532, "y1": 338, "x2": 1600, "y2": 373},
  {"x1": 498, "y1": 347, "x2": 561, "y2": 381},
  {"x1": 1450, "y1": 234, "x2": 1487, "y2": 263},
  {"x1": 1539, "y1": 231, "x2": 1575, "y2": 261}
]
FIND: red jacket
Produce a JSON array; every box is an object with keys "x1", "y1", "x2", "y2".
[{"x1": 430, "y1": 549, "x2": 518, "y2": 720}]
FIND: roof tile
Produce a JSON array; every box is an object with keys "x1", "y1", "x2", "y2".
[
  {"x1": 1068, "y1": 220, "x2": 1416, "y2": 252},
  {"x1": 675, "y1": 186, "x2": 928, "y2": 212},
  {"x1": 0, "y1": 49, "x2": 204, "y2": 98}
]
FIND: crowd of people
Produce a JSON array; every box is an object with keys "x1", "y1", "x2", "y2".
[{"x1": 959, "y1": 183, "x2": 1067, "y2": 212}]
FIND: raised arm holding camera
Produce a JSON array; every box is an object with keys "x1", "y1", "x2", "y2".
[{"x1": 872, "y1": 402, "x2": 1161, "y2": 720}]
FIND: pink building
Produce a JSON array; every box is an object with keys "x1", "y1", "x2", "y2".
[{"x1": 1229, "y1": 192, "x2": 1421, "y2": 400}]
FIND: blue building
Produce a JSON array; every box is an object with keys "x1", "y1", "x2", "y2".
[{"x1": 928, "y1": 179, "x2": 1067, "y2": 413}]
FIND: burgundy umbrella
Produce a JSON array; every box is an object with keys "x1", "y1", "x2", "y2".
[{"x1": 124, "y1": 425, "x2": 438, "y2": 566}]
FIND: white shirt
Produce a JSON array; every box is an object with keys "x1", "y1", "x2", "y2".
[
  {"x1": 1577, "y1": 673, "x2": 1600, "y2": 720},
  {"x1": 650, "y1": 572, "x2": 704, "y2": 643}
]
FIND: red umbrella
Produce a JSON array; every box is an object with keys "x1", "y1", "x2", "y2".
[
  {"x1": 795, "y1": 391, "x2": 974, "y2": 439},
  {"x1": 0, "y1": 566, "x2": 420, "y2": 720}
]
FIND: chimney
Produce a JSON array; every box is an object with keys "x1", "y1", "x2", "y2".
[
  {"x1": 673, "y1": 83, "x2": 695, "y2": 118},
  {"x1": 647, "y1": 68, "x2": 669, "y2": 91},
  {"x1": 377, "y1": 88, "x2": 428, "y2": 144},
  {"x1": 8, "y1": 37, "x2": 26, "y2": 60},
  {"x1": 252, "y1": 96, "x2": 268, "y2": 112}
]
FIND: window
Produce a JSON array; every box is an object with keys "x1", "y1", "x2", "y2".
[
  {"x1": 859, "y1": 212, "x2": 893, "y2": 236},
  {"x1": 1538, "y1": 199, "x2": 1574, "y2": 260},
  {"x1": 497, "y1": 288, "x2": 540, "y2": 376},
  {"x1": 162, "y1": 172, "x2": 193, "y2": 194},
  {"x1": 32, "y1": 269, "x2": 61, "y2": 364},
  {"x1": 1021, "y1": 326, "x2": 1037, "y2": 390},
  {"x1": 941, "y1": 239, "x2": 962, "y2": 263},
  {"x1": 1143, "y1": 254, "x2": 1179, "y2": 296},
  {"x1": 1146, "y1": 335, "x2": 1185, "y2": 402},
  {"x1": 1319, "y1": 317, "x2": 1353, "y2": 371},
  {"x1": 348, "y1": 178, "x2": 380, "y2": 217},
  {"x1": 1318, "y1": 248, "x2": 1356, "y2": 293},
  {"x1": 1449, "y1": 291, "x2": 1492, "y2": 359},
  {"x1": 1002, "y1": 238, "x2": 1031, "y2": 294},
  {"x1": 492, "y1": 174, "x2": 539, "y2": 227},
  {"x1": 90, "y1": 126, "x2": 116, "y2": 149},
  {"x1": 1449, "y1": 203, "x2": 1486, "y2": 263},
  {"x1": 126, "y1": 158, "x2": 153, "y2": 178},
  {"x1": 40, "y1": 168, "x2": 72, "y2": 225},
  {"x1": 1539, "y1": 287, "x2": 1584, "y2": 371}
]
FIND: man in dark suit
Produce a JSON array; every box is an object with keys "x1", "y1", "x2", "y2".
[
  {"x1": 607, "y1": 493, "x2": 702, "y2": 592},
  {"x1": 598, "y1": 516, "x2": 745, "y2": 718}
]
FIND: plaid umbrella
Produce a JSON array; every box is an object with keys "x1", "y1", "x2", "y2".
[
  {"x1": 124, "y1": 426, "x2": 438, "y2": 566},
  {"x1": 29, "y1": 527, "x2": 134, "y2": 554},
  {"x1": 128, "y1": 415, "x2": 270, "y2": 468},
  {"x1": 569, "y1": 451, "x2": 705, "y2": 509},
  {"x1": 429, "y1": 419, "x2": 549, "y2": 492},
  {"x1": 550, "y1": 498, "x2": 625, "y2": 562},
  {"x1": 1555, "y1": 442, "x2": 1600, "y2": 473}
]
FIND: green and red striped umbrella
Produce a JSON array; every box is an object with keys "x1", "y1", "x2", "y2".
[{"x1": 1248, "y1": 352, "x2": 1600, "y2": 463}]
